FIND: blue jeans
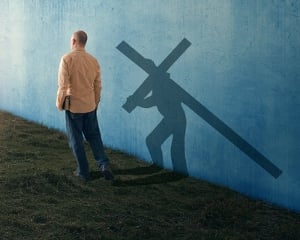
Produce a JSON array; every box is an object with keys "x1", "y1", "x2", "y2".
[{"x1": 65, "y1": 109, "x2": 109, "y2": 180}]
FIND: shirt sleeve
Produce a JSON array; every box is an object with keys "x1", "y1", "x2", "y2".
[
  {"x1": 56, "y1": 57, "x2": 70, "y2": 110},
  {"x1": 94, "y1": 61, "x2": 102, "y2": 105}
]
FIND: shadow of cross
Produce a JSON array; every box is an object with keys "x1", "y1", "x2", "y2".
[{"x1": 116, "y1": 39, "x2": 282, "y2": 179}]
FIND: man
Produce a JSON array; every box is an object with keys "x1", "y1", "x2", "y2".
[{"x1": 56, "y1": 30, "x2": 113, "y2": 182}]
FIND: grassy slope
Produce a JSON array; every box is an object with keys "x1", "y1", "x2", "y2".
[{"x1": 0, "y1": 111, "x2": 299, "y2": 240}]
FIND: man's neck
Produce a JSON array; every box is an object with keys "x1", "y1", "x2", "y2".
[{"x1": 72, "y1": 45, "x2": 85, "y2": 51}]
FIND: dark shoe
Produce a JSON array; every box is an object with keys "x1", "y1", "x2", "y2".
[
  {"x1": 100, "y1": 164, "x2": 114, "y2": 180},
  {"x1": 73, "y1": 171, "x2": 89, "y2": 183}
]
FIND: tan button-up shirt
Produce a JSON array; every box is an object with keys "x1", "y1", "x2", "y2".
[{"x1": 56, "y1": 48, "x2": 101, "y2": 113}]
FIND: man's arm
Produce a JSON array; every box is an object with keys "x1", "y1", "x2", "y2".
[
  {"x1": 94, "y1": 62, "x2": 102, "y2": 108},
  {"x1": 56, "y1": 57, "x2": 69, "y2": 111}
]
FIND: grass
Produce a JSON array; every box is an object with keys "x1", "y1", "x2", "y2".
[{"x1": 0, "y1": 111, "x2": 299, "y2": 240}]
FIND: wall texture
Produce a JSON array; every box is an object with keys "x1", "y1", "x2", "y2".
[{"x1": 0, "y1": 0, "x2": 299, "y2": 212}]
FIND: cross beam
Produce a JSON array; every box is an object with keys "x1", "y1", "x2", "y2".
[{"x1": 117, "y1": 38, "x2": 191, "y2": 112}]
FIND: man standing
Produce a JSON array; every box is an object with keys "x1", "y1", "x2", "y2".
[{"x1": 56, "y1": 30, "x2": 113, "y2": 182}]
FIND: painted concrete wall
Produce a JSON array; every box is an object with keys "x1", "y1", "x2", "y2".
[{"x1": 0, "y1": 0, "x2": 299, "y2": 212}]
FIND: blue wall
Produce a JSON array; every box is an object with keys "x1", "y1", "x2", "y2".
[{"x1": 0, "y1": 0, "x2": 299, "y2": 212}]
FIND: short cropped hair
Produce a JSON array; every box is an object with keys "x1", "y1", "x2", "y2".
[{"x1": 73, "y1": 30, "x2": 88, "y2": 46}]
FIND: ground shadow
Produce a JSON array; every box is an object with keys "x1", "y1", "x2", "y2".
[
  {"x1": 112, "y1": 171, "x2": 186, "y2": 187},
  {"x1": 113, "y1": 164, "x2": 161, "y2": 175},
  {"x1": 90, "y1": 164, "x2": 186, "y2": 186},
  {"x1": 90, "y1": 164, "x2": 161, "y2": 180}
]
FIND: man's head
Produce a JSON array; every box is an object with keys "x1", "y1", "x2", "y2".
[{"x1": 70, "y1": 30, "x2": 88, "y2": 49}]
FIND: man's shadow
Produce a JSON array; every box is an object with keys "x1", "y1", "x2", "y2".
[
  {"x1": 117, "y1": 39, "x2": 282, "y2": 179},
  {"x1": 133, "y1": 69, "x2": 188, "y2": 175}
]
